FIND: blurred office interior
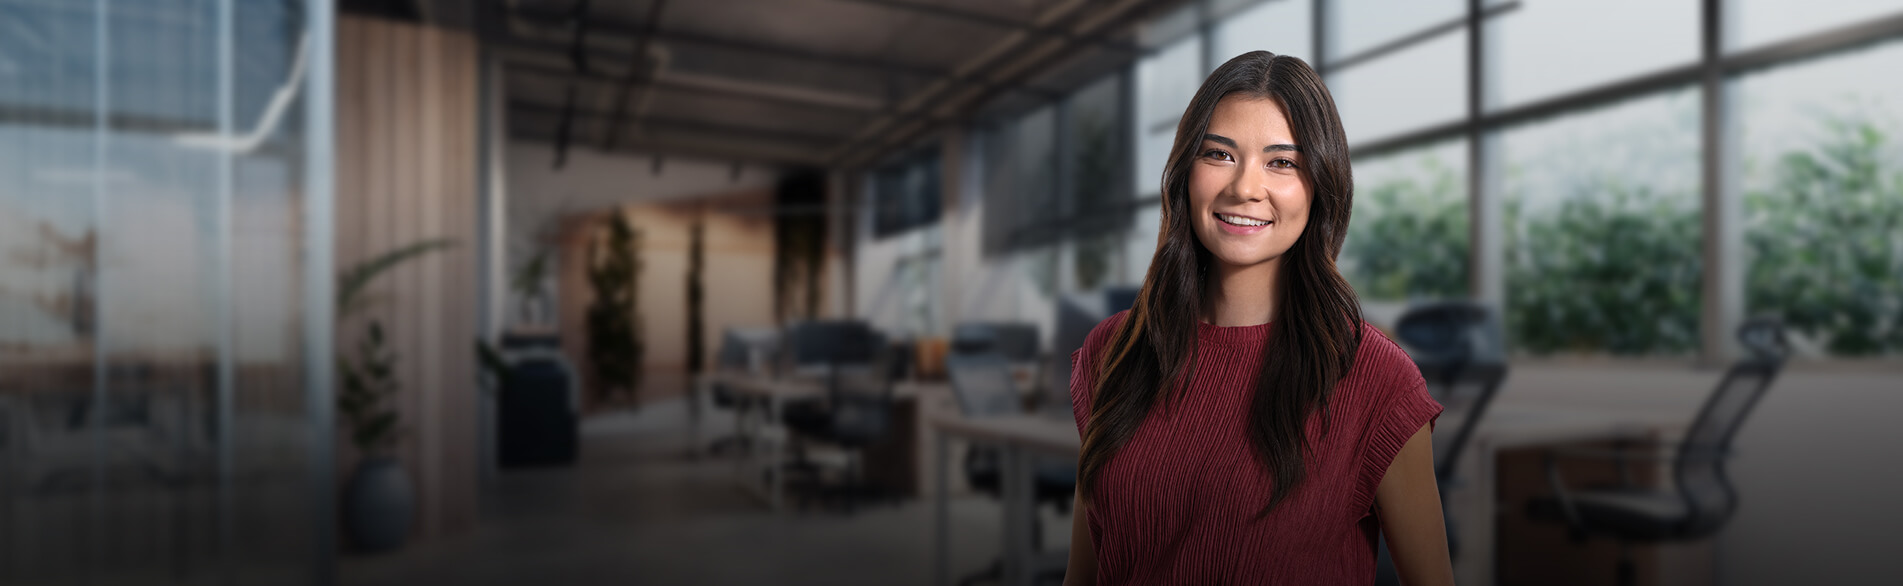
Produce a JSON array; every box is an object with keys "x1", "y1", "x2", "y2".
[{"x1": 0, "y1": 0, "x2": 1900, "y2": 585}]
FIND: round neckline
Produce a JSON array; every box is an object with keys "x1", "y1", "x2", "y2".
[{"x1": 1196, "y1": 319, "x2": 1273, "y2": 346}]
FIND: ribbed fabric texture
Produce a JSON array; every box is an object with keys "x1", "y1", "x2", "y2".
[{"x1": 1070, "y1": 311, "x2": 1441, "y2": 585}]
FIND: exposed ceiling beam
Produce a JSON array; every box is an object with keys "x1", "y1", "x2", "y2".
[
  {"x1": 505, "y1": 59, "x2": 888, "y2": 113},
  {"x1": 833, "y1": 0, "x2": 1180, "y2": 168},
  {"x1": 827, "y1": 0, "x2": 1143, "y2": 53},
  {"x1": 513, "y1": 127, "x2": 832, "y2": 166},
  {"x1": 510, "y1": 100, "x2": 853, "y2": 146},
  {"x1": 506, "y1": 5, "x2": 951, "y2": 78},
  {"x1": 504, "y1": 4, "x2": 1091, "y2": 98},
  {"x1": 601, "y1": 0, "x2": 669, "y2": 150}
]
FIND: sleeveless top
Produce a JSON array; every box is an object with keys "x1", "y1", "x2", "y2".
[{"x1": 1069, "y1": 311, "x2": 1442, "y2": 585}]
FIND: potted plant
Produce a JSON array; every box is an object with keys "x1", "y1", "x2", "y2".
[
  {"x1": 586, "y1": 212, "x2": 643, "y2": 405},
  {"x1": 335, "y1": 238, "x2": 453, "y2": 553}
]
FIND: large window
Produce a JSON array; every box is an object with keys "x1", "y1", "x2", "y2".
[
  {"x1": 1212, "y1": 0, "x2": 1314, "y2": 64},
  {"x1": 1499, "y1": 90, "x2": 1703, "y2": 355},
  {"x1": 944, "y1": 0, "x2": 1903, "y2": 360},
  {"x1": 1344, "y1": 139, "x2": 1469, "y2": 302},
  {"x1": 1492, "y1": 0, "x2": 1699, "y2": 108},
  {"x1": 1063, "y1": 74, "x2": 1131, "y2": 231},
  {"x1": 1329, "y1": 30, "x2": 1466, "y2": 145},
  {"x1": 0, "y1": 0, "x2": 330, "y2": 581},
  {"x1": 1735, "y1": 38, "x2": 1903, "y2": 355},
  {"x1": 1328, "y1": 0, "x2": 1464, "y2": 58},
  {"x1": 1732, "y1": 0, "x2": 1903, "y2": 50},
  {"x1": 871, "y1": 147, "x2": 942, "y2": 238},
  {"x1": 1133, "y1": 36, "x2": 1204, "y2": 196}
]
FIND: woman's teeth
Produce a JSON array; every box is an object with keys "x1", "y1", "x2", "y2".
[{"x1": 1217, "y1": 213, "x2": 1268, "y2": 227}]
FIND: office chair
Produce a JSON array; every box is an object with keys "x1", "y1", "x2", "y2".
[
  {"x1": 946, "y1": 352, "x2": 1076, "y2": 586},
  {"x1": 781, "y1": 322, "x2": 899, "y2": 511},
  {"x1": 1525, "y1": 318, "x2": 1789, "y2": 586},
  {"x1": 704, "y1": 328, "x2": 779, "y2": 457},
  {"x1": 1376, "y1": 302, "x2": 1509, "y2": 585}
]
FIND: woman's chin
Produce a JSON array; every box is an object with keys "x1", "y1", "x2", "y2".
[{"x1": 1208, "y1": 249, "x2": 1286, "y2": 272}]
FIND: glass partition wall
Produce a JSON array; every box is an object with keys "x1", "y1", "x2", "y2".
[
  {"x1": 940, "y1": 0, "x2": 1903, "y2": 360},
  {"x1": 0, "y1": 0, "x2": 333, "y2": 584}
]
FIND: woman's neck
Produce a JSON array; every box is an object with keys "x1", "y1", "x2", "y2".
[{"x1": 1202, "y1": 257, "x2": 1282, "y2": 327}]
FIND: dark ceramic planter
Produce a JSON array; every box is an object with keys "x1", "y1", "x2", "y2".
[{"x1": 343, "y1": 455, "x2": 414, "y2": 553}]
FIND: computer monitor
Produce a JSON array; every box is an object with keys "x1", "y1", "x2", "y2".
[
  {"x1": 950, "y1": 322, "x2": 1040, "y2": 363},
  {"x1": 781, "y1": 320, "x2": 883, "y2": 375},
  {"x1": 716, "y1": 327, "x2": 781, "y2": 373},
  {"x1": 1047, "y1": 286, "x2": 1140, "y2": 415}
]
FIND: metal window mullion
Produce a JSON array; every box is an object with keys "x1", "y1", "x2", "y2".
[
  {"x1": 304, "y1": 0, "x2": 339, "y2": 584},
  {"x1": 214, "y1": 0, "x2": 237, "y2": 577},
  {"x1": 1354, "y1": 9, "x2": 1903, "y2": 159},
  {"x1": 1469, "y1": 0, "x2": 1503, "y2": 309},
  {"x1": 1312, "y1": 0, "x2": 1327, "y2": 78},
  {"x1": 1117, "y1": 66, "x2": 1137, "y2": 285},
  {"x1": 1701, "y1": 0, "x2": 1743, "y2": 363},
  {"x1": 88, "y1": 0, "x2": 111, "y2": 578}
]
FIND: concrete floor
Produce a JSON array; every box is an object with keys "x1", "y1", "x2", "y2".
[
  {"x1": 340, "y1": 362, "x2": 1903, "y2": 586},
  {"x1": 341, "y1": 398, "x2": 1069, "y2": 586}
]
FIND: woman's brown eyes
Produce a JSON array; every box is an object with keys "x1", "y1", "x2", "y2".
[
  {"x1": 1269, "y1": 158, "x2": 1297, "y2": 169},
  {"x1": 1203, "y1": 149, "x2": 1233, "y2": 161}
]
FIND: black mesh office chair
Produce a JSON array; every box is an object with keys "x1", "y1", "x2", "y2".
[
  {"x1": 1526, "y1": 318, "x2": 1789, "y2": 586},
  {"x1": 1377, "y1": 302, "x2": 1509, "y2": 585},
  {"x1": 780, "y1": 322, "x2": 899, "y2": 511},
  {"x1": 946, "y1": 352, "x2": 1075, "y2": 586}
]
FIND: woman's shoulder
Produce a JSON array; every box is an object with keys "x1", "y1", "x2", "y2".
[
  {"x1": 1079, "y1": 310, "x2": 1131, "y2": 359},
  {"x1": 1347, "y1": 321, "x2": 1427, "y2": 391}
]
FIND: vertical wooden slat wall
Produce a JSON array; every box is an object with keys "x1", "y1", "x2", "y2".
[{"x1": 335, "y1": 15, "x2": 480, "y2": 541}]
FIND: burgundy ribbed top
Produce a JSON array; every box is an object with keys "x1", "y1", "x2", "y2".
[{"x1": 1069, "y1": 311, "x2": 1441, "y2": 585}]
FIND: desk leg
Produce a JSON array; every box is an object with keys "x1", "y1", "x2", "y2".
[
  {"x1": 1003, "y1": 445, "x2": 1030, "y2": 586},
  {"x1": 1449, "y1": 436, "x2": 1497, "y2": 586},
  {"x1": 687, "y1": 377, "x2": 703, "y2": 460},
  {"x1": 935, "y1": 431, "x2": 951, "y2": 586},
  {"x1": 767, "y1": 395, "x2": 783, "y2": 511}
]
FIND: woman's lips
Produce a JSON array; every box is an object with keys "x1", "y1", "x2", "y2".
[{"x1": 1215, "y1": 212, "x2": 1271, "y2": 235}]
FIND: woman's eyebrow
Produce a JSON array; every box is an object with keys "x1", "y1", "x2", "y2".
[{"x1": 1204, "y1": 133, "x2": 1301, "y2": 153}]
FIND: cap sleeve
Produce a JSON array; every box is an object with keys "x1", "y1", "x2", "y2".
[{"x1": 1354, "y1": 332, "x2": 1444, "y2": 510}]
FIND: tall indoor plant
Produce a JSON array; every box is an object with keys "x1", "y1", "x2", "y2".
[
  {"x1": 336, "y1": 238, "x2": 454, "y2": 552},
  {"x1": 587, "y1": 212, "x2": 644, "y2": 405}
]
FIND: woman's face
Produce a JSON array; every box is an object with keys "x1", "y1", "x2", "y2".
[{"x1": 1187, "y1": 94, "x2": 1312, "y2": 274}]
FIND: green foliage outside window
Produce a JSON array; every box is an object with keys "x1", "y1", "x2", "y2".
[
  {"x1": 1505, "y1": 183, "x2": 1703, "y2": 355},
  {"x1": 1746, "y1": 117, "x2": 1903, "y2": 355},
  {"x1": 1343, "y1": 158, "x2": 1469, "y2": 301},
  {"x1": 1342, "y1": 111, "x2": 1899, "y2": 357}
]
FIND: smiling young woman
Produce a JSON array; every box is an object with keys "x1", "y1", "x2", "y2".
[{"x1": 1062, "y1": 51, "x2": 1455, "y2": 585}]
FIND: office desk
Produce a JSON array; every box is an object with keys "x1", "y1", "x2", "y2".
[
  {"x1": 689, "y1": 372, "x2": 950, "y2": 509},
  {"x1": 930, "y1": 413, "x2": 1079, "y2": 586},
  {"x1": 1438, "y1": 403, "x2": 1690, "y2": 586}
]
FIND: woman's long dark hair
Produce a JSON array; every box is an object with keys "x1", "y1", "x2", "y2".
[{"x1": 1079, "y1": 51, "x2": 1363, "y2": 515}]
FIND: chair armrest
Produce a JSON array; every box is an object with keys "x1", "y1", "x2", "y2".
[
  {"x1": 1550, "y1": 442, "x2": 1730, "y2": 487},
  {"x1": 1542, "y1": 453, "x2": 1584, "y2": 529}
]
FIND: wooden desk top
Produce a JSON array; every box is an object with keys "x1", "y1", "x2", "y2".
[
  {"x1": 928, "y1": 413, "x2": 1080, "y2": 455},
  {"x1": 699, "y1": 371, "x2": 950, "y2": 400},
  {"x1": 1438, "y1": 403, "x2": 1690, "y2": 449}
]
